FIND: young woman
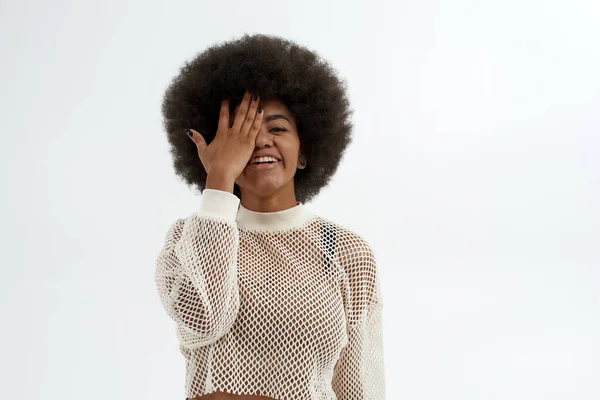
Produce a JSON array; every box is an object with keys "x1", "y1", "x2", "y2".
[{"x1": 155, "y1": 33, "x2": 386, "y2": 400}]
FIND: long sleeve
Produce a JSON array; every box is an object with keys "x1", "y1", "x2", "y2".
[
  {"x1": 332, "y1": 231, "x2": 387, "y2": 400},
  {"x1": 154, "y1": 189, "x2": 241, "y2": 349},
  {"x1": 331, "y1": 303, "x2": 386, "y2": 400}
]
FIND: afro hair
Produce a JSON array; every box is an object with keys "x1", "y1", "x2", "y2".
[{"x1": 161, "y1": 33, "x2": 354, "y2": 204}]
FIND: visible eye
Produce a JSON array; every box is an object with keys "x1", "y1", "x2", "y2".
[{"x1": 270, "y1": 127, "x2": 287, "y2": 132}]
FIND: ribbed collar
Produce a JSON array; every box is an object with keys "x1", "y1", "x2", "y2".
[{"x1": 236, "y1": 201, "x2": 316, "y2": 232}]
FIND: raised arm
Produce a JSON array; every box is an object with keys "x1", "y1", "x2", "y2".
[{"x1": 154, "y1": 188, "x2": 241, "y2": 349}]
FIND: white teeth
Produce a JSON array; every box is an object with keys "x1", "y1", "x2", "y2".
[{"x1": 249, "y1": 156, "x2": 279, "y2": 164}]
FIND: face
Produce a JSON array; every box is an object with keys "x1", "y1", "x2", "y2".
[{"x1": 231, "y1": 98, "x2": 303, "y2": 201}]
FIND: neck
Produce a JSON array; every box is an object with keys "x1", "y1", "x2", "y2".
[{"x1": 238, "y1": 181, "x2": 298, "y2": 213}]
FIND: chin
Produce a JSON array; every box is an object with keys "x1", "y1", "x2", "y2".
[
  {"x1": 239, "y1": 176, "x2": 293, "y2": 195},
  {"x1": 252, "y1": 182, "x2": 284, "y2": 194}
]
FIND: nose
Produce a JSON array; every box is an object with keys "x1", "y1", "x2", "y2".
[{"x1": 254, "y1": 124, "x2": 275, "y2": 146}]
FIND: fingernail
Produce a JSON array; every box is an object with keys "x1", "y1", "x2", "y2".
[
  {"x1": 252, "y1": 94, "x2": 259, "y2": 101},
  {"x1": 185, "y1": 128, "x2": 193, "y2": 138},
  {"x1": 258, "y1": 107, "x2": 263, "y2": 113}
]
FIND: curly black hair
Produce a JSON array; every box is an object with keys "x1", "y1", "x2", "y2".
[{"x1": 161, "y1": 33, "x2": 354, "y2": 204}]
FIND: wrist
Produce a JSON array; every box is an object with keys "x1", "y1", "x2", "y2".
[{"x1": 206, "y1": 173, "x2": 236, "y2": 193}]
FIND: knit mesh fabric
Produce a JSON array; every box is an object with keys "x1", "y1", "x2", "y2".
[{"x1": 155, "y1": 189, "x2": 386, "y2": 399}]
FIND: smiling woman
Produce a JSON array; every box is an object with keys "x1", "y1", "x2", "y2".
[
  {"x1": 155, "y1": 33, "x2": 387, "y2": 400},
  {"x1": 160, "y1": 33, "x2": 354, "y2": 205}
]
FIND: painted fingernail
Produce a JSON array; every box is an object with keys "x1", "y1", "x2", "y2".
[
  {"x1": 258, "y1": 107, "x2": 263, "y2": 113},
  {"x1": 252, "y1": 94, "x2": 259, "y2": 101},
  {"x1": 185, "y1": 128, "x2": 193, "y2": 138}
]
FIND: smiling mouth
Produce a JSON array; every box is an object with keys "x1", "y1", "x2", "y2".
[{"x1": 246, "y1": 160, "x2": 282, "y2": 170}]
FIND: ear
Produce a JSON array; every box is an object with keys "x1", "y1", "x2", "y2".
[{"x1": 298, "y1": 141, "x2": 305, "y2": 157}]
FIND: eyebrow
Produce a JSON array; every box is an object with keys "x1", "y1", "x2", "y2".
[{"x1": 265, "y1": 114, "x2": 292, "y2": 124}]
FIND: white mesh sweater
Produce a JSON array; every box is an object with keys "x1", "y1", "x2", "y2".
[{"x1": 155, "y1": 189, "x2": 386, "y2": 400}]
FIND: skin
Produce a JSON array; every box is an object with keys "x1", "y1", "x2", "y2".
[
  {"x1": 187, "y1": 97, "x2": 305, "y2": 400},
  {"x1": 188, "y1": 391, "x2": 278, "y2": 400},
  {"x1": 233, "y1": 97, "x2": 305, "y2": 213}
]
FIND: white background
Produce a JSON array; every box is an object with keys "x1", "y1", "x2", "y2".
[{"x1": 1, "y1": 0, "x2": 599, "y2": 399}]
